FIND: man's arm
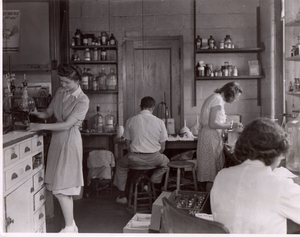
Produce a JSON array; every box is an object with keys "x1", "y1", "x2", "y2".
[
  {"x1": 159, "y1": 141, "x2": 166, "y2": 153},
  {"x1": 125, "y1": 139, "x2": 131, "y2": 152}
]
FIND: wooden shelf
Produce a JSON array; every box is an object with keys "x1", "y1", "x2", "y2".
[
  {"x1": 72, "y1": 61, "x2": 117, "y2": 64},
  {"x1": 82, "y1": 90, "x2": 118, "y2": 94},
  {"x1": 71, "y1": 45, "x2": 117, "y2": 50},
  {"x1": 286, "y1": 55, "x2": 300, "y2": 61},
  {"x1": 286, "y1": 18, "x2": 300, "y2": 27},
  {"x1": 286, "y1": 91, "x2": 300, "y2": 96},
  {"x1": 196, "y1": 75, "x2": 265, "y2": 80},
  {"x1": 196, "y1": 46, "x2": 265, "y2": 54}
]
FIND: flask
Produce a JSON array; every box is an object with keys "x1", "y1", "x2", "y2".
[
  {"x1": 101, "y1": 49, "x2": 107, "y2": 61},
  {"x1": 97, "y1": 68, "x2": 107, "y2": 90},
  {"x1": 106, "y1": 68, "x2": 117, "y2": 90},
  {"x1": 81, "y1": 68, "x2": 89, "y2": 90},
  {"x1": 285, "y1": 110, "x2": 300, "y2": 172},
  {"x1": 84, "y1": 48, "x2": 91, "y2": 61},
  {"x1": 94, "y1": 105, "x2": 104, "y2": 133},
  {"x1": 195, "y1": 35, "x2": 202, "y2": 50},
  {"x1": 109, "y1": 34, "x2": 116, "y2": 45},
  {"x1": 105, "y1": 110, "x2": 116, "y2": 132},
  {"x1": 101, "y1": 31, "x2": 108, "y2": 45},
  {"x1": 75, "y1": 29, "x2": 82, "y2": 46},
  {"x1": 208, "y1": 35, "x2": 215, "y2": 49}
]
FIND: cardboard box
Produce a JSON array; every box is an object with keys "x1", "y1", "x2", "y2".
[
  {"x1": 123, "y1": 213, "x2": 152, "y2": 233},
  {"x1": 149, "y1": 191, "x2": 172, "y2": 231}
]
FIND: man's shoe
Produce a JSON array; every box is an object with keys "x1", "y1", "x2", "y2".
[{"x1": 116, "y1": 196, "x2": 128, "y2": 204}]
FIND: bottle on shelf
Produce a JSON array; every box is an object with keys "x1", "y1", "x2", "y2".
[
  {"x1": 104, "y1": 109, "x2": 116, "y2": 132},
  {"x1": 83, "y1": 34, "x2": 88, "y2": 46},
  {"x1": 296, "y1": 35, "x2": 300, "y2": 56},
  {"x1": 224, "y1": 35, "x2": 232, "y2": 49},
  {"x1": 92, "y1": 77, "x2": 98, "y2": 91},
  {"x1": 86, "y1": 68, "x2": 93, "y2": 90},
  {"x1": 232, "y1": 66, "x2": 238, "y2": 76},
  {"x1": 101, "y1": 49, "x2": 107, "y2": 61},
  {"x1": 97, "y1": 68, "x2": 107, "y2": 90},
  {"x1": 199, "y1": 61, "x2": 205, "y2": 77},
  {"x1": 106, "y1": 68, "x2": 117, "y2": 90},
  {"x1": 294, "y1": 78, "x2": 300, "y2": 92},
  {"x1": 289, "y1": 81, "x2": 294, "y2": 92},
  {"x1": 75, "y1": 29, "x2": 82, "y2": 46},
  {"x1": 195, "y1": 35, "x2": 202, "y2": 50},
  {"x1": 109, "y1": 34, "x2": 116, "y2": 46},
  {"x1": 84, "y1": 48, "x2": 91, "y2": 61},
  {"x1": 71, "y1": 51, "x2": 79, "y2": 61},
  {"x1": 208, "y1": 35, "x2": 215, "y2": 49},
  {"x1": 81, "y1": 68, "x2": 89, "y2": 90},
  {"x1": 93, "y1": 48, "x2": 99, "y2": 61},
  {"x1": 101, "y1": 31, "x2": 108, "y2": 45},
  {"x1": 18, "y1": 74, "x2": 36, "y2": 112},
  {"x1": 94, "y1": 104, "x2": 104, "y2": 133}
]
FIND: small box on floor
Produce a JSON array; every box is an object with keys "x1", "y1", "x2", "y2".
[
  {"x1": 123, "y1": 213, "x2": 152, "y2": 233},
  {"x1": 149, "y1": 191, "x2": 172, "y2": 231}
]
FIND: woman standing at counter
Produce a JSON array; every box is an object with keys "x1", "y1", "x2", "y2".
[
  {"x1": 197, "y1": 81, "x2": 243, "y2": 192},
  {"x1": 28, "y1": 64, "x2": 89, "y2": 233}
]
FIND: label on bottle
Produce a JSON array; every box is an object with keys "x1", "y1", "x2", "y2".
[{"x1": 107, "y1": 118, "x2": 113, "y2": 125}]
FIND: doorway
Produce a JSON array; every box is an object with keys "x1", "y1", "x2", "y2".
[{"x1": 123, "y1": 36, "x2": 183, "y2": 133}]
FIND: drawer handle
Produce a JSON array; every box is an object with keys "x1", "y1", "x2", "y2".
[
  {"x1": 25, "y1": 147, "x2": 30, "y2": 153},
  {"x1": 37, "y1": 141, "x2": 42, "y2": 146},
  {"x1": 39, "y1": 213, "x2": 44, "y2": 219},
  {"x1": 11, "y1": 153, "x2": 18, "y2": 159},
  {"x1": 38, "y1": 176, "x2": 44, "y2": 182},
  {"x1": 11, "y1": 173, "x2": 18, "y2": 180},
  {"x1": 25, "y1": 165, "x2": 31, "y2": 171},
  {"x1": 40, "y1": 195, "x2": 45, "y2": 201},
  {"x1": 30, "y1": 187, "x2": 34, "y2": 193},
  {"x1": 5, "y1": 217, "x2": 14, "y2": 227}
]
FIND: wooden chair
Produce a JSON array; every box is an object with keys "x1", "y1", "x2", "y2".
[{"x1": 161, "y1": 197, "x2": 229, "y2": 234}]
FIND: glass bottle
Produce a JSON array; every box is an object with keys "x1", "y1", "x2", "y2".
[
  {"x1": 208, "y1": 35, "x2": 215, "y2": 49},
  {"x1": 75, "y1": 29, "x2": 82, "y2": 46},
  {"x1": 92, "y1": 77, "x2": 98, "y2": 91},
  {"x1": 18, "y1": 78, "x2": 35, "y2": 112},
  {"x1": 285, "y1": 110, "x2": 300, "y2": 172},
  {"x1": 86, "y1": 68, "x2": 93, "y2": 90},
  {"x1": 195, "y1": 35, "x2": 202, "y2": 50},
  {"x1": 101, "y1": 49, "x2": 107, "y2": 61},
  {"x1": 109, "y1": 34, "x2": 116, "y2": 46},
  {"x1": 101, "y1": 31, "x2": 108, "y2": 45},
  {"x1": 106, "y1": 68, "x2": 117, "y2": 91},
  {"x1": 224, "y1": 35, "x2": 232, "y2": 49},
  {"x1": 84, "y1": 48, "x2": 91, "y2": 61},
  {"x1": 289, "y1": 81, "x2": 294, "y2": 92},
  {"x1": 93, "y1": 48, "x2": 98, "y2": 61},
  {"x1": 295, "y1": 78, "x2": 300, "y2": 92},
  {"x1": 94, "y1": 104, "x2": 104, "y2": 133},
  {"x1": 97, "y1": 68, "x2": 107, "y2": 90},
  {"x1": 81, "y1": 68, "x2": 89, "y2": 90},
  {"x1": 296, "y1": 36, "x2": 300, "y2": 56},
  {"x1": 82, "y1": 34, "x2": 88, "y2": 46},
  {"x1": 105, "y1": 110, "x2": 116, "y2": 132}
]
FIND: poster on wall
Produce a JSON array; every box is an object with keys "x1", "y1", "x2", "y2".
[{"x1": 3, "y1": 10, "x2": 20, "y2": 52}]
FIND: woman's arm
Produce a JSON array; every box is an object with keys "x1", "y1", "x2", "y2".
[
  {"x1": 30, "y1": 107, "x2": 54, "y2": 119},
  {"x1": 209, "y1": 105, "x2": 242, "y2": 130},
  {"x1": 27, "y1": 115, "x2": 78, "y2": 132}
]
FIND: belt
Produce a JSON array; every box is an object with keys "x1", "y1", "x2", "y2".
[{"x1": 133, "y1": 152, "x2": 156, "y2": 154}]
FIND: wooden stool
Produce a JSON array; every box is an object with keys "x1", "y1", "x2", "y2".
[
  {"x1": 164, "y1": 161, "x2": 197, "y2": 191},
  {"x1": 128, "y1": 166, "x2": 157, "y2": 214}
]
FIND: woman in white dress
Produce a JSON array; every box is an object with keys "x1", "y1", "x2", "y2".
[{"x1": 197, "y1": 82, "x2": 243, "y2": 192}]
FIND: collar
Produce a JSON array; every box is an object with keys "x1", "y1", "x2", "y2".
[
  {"x1": 243, "y1": 159, "x2": 271, "y2": 170},
  {"x1": 60, "y1": 86, "x2": 82, "y2": 99},
  {"x1": 139, "y1": 110, "x2": 153, "y2": 115}
]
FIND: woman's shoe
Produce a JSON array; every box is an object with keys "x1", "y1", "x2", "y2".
[{"x1": 59, "y1": 221, "x2": 78, "y2": 233}]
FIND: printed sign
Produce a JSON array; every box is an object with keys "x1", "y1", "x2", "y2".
[{"x1": 3, "y1": 10, "x2": 20, "y2": 52}]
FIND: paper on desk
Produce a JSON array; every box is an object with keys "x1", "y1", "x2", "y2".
[
  {"x1": 195, "y1": 213, "x2": 214, "y2": 221},
  {"x1": 273, "y1": 167, "x2": 298, "y2": 178}
]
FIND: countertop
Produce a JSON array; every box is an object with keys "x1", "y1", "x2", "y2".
[{"x1": 3, "y1": 130, "x2": 37, "y2": 148}]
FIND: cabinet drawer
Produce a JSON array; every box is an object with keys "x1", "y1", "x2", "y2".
[
  {"x1": 3, "y1": 144, "x2": 20, "y2": 167},
  {"x1": 34, "y1": 186, "x2": 46, "y2": 212},
  {"x1": 34, "y1": 205, "x2": 45, "y2": 231},
  {"x1": 33, "y1": 170, "x2": 44, "y2": 192},
  {"x1": 19, "y1": 139, "x2": 32, "y2": 159},
  {"x1": 32, "y1": 136, "x2": 43, "y2": 152},
  {"x1": 4, "y1": 157, "x2": 33, "y2": 191}
]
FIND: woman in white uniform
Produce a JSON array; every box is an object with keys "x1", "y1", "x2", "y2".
[
  {"x1": 28, "y1": 64, "x2": 89, "y2": 233},
  {"x1": 197, "y1": 81, "x2": 243, "y2": 192}
]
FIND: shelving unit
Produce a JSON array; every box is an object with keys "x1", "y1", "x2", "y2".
[{"x1": 193, "y1": 1, "x2": 265, "y2": 106}]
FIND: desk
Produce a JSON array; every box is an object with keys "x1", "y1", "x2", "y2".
[{"x1": 114, "y1": 138, "x2": 197, "y2": 162}]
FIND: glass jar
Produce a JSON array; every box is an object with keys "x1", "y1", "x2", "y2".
[
  {"x1": 93, "y1": 48, "x2": 98, "y2": 61},
  {"x1": 285, "y1": 111, "x2": 300, "y2": 173},
  {"x1": 106, "y1": 68, "x2": 117, "y2": 90},
  {"x1": 104, "y1": 110, "x2": 116, "y2": 132},
  {"x1": 101, "y1": 31, "x2": 108, "y2": 45},
  {"x1": 97, "y1": 68, "x2": 107, "y2": 90},
  {"x1": 224, "y1": 35, "x2": 232, "y2": 49},
  {"x1": 101, "y1": 49, "x2": 107, "y2": 61},
  {"x1": 208, "y1": 35, "x2": 215, "y2": 49},
  {"x1": 109, "y1": 34, "x2": 116, "y2": 46},
  {"x1": 94, "y1": 104, "x2": 104, "y2": 133}
]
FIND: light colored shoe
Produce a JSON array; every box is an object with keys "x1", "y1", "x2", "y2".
[
  {"x1": 116, "y1": 196, "x2": 128, "y2": 204},
  {"x1": 59, "y1": 221, "x2": 78, "y2": 233}
]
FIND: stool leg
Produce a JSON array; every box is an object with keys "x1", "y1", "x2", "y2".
[
  {"x1": 148, "y1": 181, "x2": 152, "y2": 210},
  {"x1": 164, "y1": 168, "x2": 170, "y2": 191},
  {"x1": 134, "y1": 182, "x2": 138, "y2": 214},
  {"x1": 128, "y1": 182, "x2": 134, "y2": 209},
  {"x1": 177, "y1": 168, "x2": 181, "y2": 190},
  {"x1": 192, "y1": 167, "x2": 197, "y2": 191}
]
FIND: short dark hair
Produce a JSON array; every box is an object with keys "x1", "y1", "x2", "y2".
[
  {"x1": 215, "y1": 81, "x2": 243, "y2": 103},
  {"x1": 234, "y1": 118, "x2": 290, "y2": 166},
  {"x1": 140, "y1": 96, "x2": 155, "y2": 110},
  {"x1": 57, "y1": 64, "x2": 82, "y2": 82}
]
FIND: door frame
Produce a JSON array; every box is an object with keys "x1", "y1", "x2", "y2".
[{"x1": 122, "y1": 35, "x2": 184, "y2": 132}]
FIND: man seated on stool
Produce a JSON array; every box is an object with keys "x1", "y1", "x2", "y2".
[{"x1": 114, "y1": 96, "x2": 170, "y2": 204}]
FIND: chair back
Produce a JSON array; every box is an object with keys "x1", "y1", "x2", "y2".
[{"x1": 161, "y1": 197, "x2": 229, "y2": 234}]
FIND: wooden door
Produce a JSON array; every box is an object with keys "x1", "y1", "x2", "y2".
[{"x1": 123, "y1": 36, "x2": 183, "y2": 133}]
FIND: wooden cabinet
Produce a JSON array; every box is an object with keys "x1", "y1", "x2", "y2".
[{"x1": 3, "y1": 133, "x2": 46, "y2": 233}]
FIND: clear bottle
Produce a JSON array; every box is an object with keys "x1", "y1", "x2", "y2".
[
  {"x1": 208, "y1": 35, "x2": 215, "y2": 49},
  {"x1": 18, "y1": 76, "x2": 36, "y2": 112},
  {"x1": 81, "y1": 68, "x2": 89, "y2": 90},
  {"x1": 82, "y1": 34, "x2": 88, "y2": 46},
  {"x1": 101, "y1": 49, "x2": 107, "y2": 61},
  {"x1": 84, "y1": 48, "x2": 91, "y2": 61},
  {"x1": 233, "y1": 66, "x2": 238, "y2": 76},
  {"x1": 105, "y1": 110, "x2": 116, "y2": 132},
  {"x1": 94, "y1": 104, "x2": 104, "y2": 133},
  {"x1": 75, "y1": 29, "x2": 82, "y2": 46},
  {"x1": 93, "y1": 48, "x2": 98, "y2": 61},
  {"x1": 289, "y1": 81, "x2": 294, "y2": 92},
  {"x1": 195, "y1": 35, "x2": 202, "y2": 50},
  {"x1": 106, "y1": 68, "x2": 117, "y2": 90},
  {"x1": 97, "y1": 68, "x2": 107, "y2": 90},
  {"x1": 296, "y1": 36, "x2": 300, "y2": 56},
  {"x1": 92, "y1": 78, "x2": 98, "y2": 91},
  {"x1": 295, "y1": 78, "x2": 300, "y2": 92},
  {"x1": 101, "y1": 31, "x2": 108, "y2": 45},
  {"x1": 86, "y1": 68, "x2": 93, "y2": 90},
  {"x1": 109, "y1": 34, "x2": 116, "y2": 46},
  {"x1": 285, "y1": 110, "x2": 300, "y2": 172},
  {"x1": 224, "y1": 35, "x2": 232, "y2": 49}
]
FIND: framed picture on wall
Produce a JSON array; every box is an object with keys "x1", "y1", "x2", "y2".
[{"x1": 3, "y1": 10, "x2": 20, "y2": 52}]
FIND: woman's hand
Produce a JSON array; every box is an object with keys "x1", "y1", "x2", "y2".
[
  {"x1": 232, "y1": 122, "x2": 244, "y2": 132},
  {"x1": 29, "y1": 108, "x2": 40, "y2": 116},
  {"x1": 27, "y1": 123, "x2": 43, "y2": 132}
]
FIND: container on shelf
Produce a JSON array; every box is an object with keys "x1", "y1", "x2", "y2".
[
  {"x1": 101, "y1": 31, "x2": 109, "y2": 45},
  {"x1": 94, "y1": 104, "x2": 104, "y2": 133},
  {"x1": 109, "y1": 34, "x2": 116, "y2": 46},
  {"x1": 97, "y1": 68, "x2": 107, "y2": 90},
  {"x1": 75, "y1": 29, "x2": 82, "y2": 46},
  {"x1": 84, "y1": 48, "x2": 91, "y2": 61},
  {"x1": 294, "y1": 78, "x2": 300, "y2": 92},
  {"x1": 208, "y1": 36, "x2": 215, "y2": 49},
  {"x1": 195, "y1": 35, "x2": 202, "y2": 50},
  {"x1": 83, "y1": 34, "x2": 88, "y2": 46},
  {"x1": 101, "y1": 49, "x2": 107, "y2": 61},
  {"x1": 93, "y1": 48, "x2": 99, "y2": 61},
  {"x1": 87, "y1": 68, "x2": 93, "y2": 90},
  {"x1": 224, "y1": 35, "x2": 232, "y2": 49},
  {"x1": 104, "y1": 110, "x2": 116, "y2": 132},
  {"x1": 106, "y1": 68, "x2": 117, "y2": 90},
  {"x1": 81, "y1": 68, "x2": 89, "y2": 90}
]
